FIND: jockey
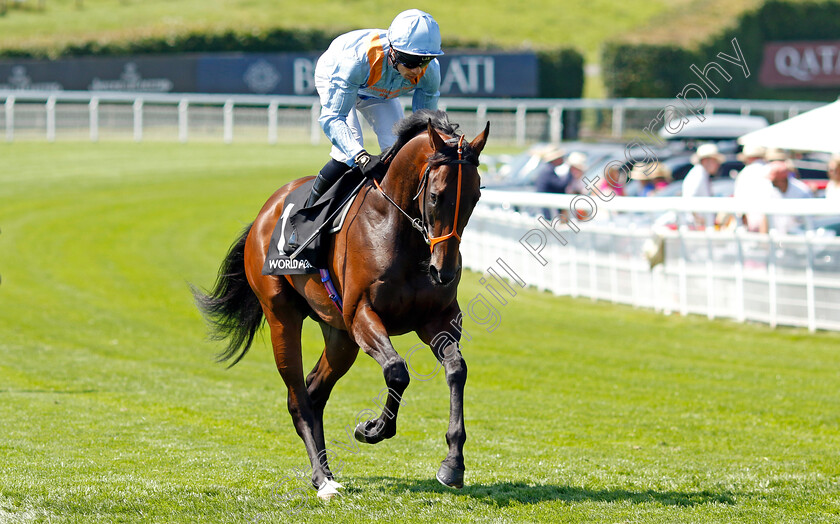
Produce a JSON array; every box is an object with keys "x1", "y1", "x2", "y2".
[{"x1": 305, "y1": 9, "x2": 444, "y2": 208}]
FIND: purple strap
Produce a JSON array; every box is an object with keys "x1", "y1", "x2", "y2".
[{"x1": 319, "y1": 269, "x2": 343, "y2": 312}]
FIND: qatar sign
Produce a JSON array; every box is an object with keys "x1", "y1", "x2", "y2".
[{"x1": 759, "y1": 40, "x2": 840, "y2": 87}]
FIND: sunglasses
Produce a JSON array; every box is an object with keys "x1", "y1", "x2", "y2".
[{"x1": 392, "y1": 50, "x2": 434, "y2": 69}]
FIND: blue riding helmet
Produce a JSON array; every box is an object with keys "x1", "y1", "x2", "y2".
[{"x1": 387, "y1": 9, "x2": 444, "y2": 57}]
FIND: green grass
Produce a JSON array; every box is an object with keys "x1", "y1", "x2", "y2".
[{"x1": 2, "y1": 141, "x2": 840, "y2": 523}]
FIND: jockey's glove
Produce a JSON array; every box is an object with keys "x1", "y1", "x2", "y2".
[{"x1": 354, "y1": 150, "x2": 387, "y2": 179}]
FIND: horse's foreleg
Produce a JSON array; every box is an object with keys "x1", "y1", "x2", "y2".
[
  {"x1": 349, "y1": 305, "x2": 410, "y2": 444},
  {"x1": 418, "y1": 306, "x2": 467, "y2": 489}
]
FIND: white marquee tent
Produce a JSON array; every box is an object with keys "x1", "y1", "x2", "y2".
[{"x1": 738, "y1": 99, "x2": 840, "y2": 154}]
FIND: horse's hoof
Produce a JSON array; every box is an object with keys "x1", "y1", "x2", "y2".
[
  {"x1": 354, "y1": 421, "x2": 385, "y2": 444},
  {"x1": 436, "y1": 463, "x2": 464, "y2": 489},
  {"x1": 317, "y1": 479, "x2": 342, "y2": 501}
]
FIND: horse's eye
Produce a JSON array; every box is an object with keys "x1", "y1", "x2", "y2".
[{"x1": 429, "y1": 192, "x2": 439, "y2": 205}]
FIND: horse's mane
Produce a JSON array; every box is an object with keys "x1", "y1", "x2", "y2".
[{"x1": 381, "y1": 109, "x2": 478, "y2": 166}]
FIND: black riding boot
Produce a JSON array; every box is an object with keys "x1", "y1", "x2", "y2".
[{"x1": 306, "y1": 159, "x2": 350, "y2": 208}]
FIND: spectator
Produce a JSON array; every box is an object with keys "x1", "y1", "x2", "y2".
[
  {"x1": 533, "y1": 146, "x2": 568, "y2": 194},
  {"x1": 600, "y1": 163, "x2": 626, "y2": 197},
  {"x1": 767, "y1": 160, "x2": 812, "y2": 234},
  {"x1": 683, "y1": 143, "x2": 723, "y2": 228},
  {"x1": 826, "y1": 154, "x2": 840, "y2": 200},
  {"x1": 630, "y1": 163, "x2": 672, "y2": 197},
  {"x1": 734, "y1": 144, "x2": 767, "y2": 192},
  {"x1": 768, "y1": 160, "x2": 812, "y2": 199},
  {"x1": 533, "y1": 146, "x2": 567, "y2": 219},
  {"x1": 563, "y1": 152, "x2": 589, "y2": 195},
  {"x1": 733, "y1": 144, "x2": 770, "y2": 232}
]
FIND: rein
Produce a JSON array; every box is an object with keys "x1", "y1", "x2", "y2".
[{"x1": 373, "y1": 135, "x2": 475, "y2": 253}]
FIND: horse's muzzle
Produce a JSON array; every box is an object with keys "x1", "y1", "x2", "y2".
[{"x1": 429, "y1": 265, "x2": 460, "y2": 286}]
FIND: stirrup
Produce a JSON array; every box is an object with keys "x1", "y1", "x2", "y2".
[{"x1": 284, "y1": 230, "x2": 298, "y2": 255}]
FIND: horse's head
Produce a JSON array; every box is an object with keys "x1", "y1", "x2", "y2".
[{"x1": 421, "y1": 120, "x2": 489, "y2": 286}]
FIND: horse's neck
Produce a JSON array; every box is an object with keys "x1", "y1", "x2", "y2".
[{"x1": 380, "y1": 152, "x2": 424, "y2": 211}]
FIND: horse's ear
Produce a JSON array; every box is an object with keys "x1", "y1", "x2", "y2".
[
  {"x1": 428, "y1": 119, "x2": 447, "y2": 152},
  {"x1": 469, "y1": 121, "x2": 491, "y2": 156}
]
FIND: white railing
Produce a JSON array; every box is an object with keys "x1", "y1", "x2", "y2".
[
  {"x1": 0, "y1": 90, "x2": 825, "y2": 145},
  {"x1": 462, "y1": 192, "x2": 840, "y2": 332}
]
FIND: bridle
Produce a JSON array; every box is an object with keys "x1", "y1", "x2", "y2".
[{"x1": 373, "y1": 134, "x2": 477, "y2": 253}]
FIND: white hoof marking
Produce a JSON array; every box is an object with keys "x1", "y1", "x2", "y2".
[{"x1": 317, "y1": 479, "x2": 342, "y2": 501}]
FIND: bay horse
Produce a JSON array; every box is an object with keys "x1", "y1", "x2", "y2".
[{"x1": 195, "y1": 110, "x2": 489, "y2": 500}]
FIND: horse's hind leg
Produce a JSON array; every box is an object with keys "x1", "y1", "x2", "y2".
[
  {"x1": 262, "y1": 306, "x2": 337, "y2": 497},
  {"x1": 304, "y1": 323, "x2": 359, "y2": 481}
]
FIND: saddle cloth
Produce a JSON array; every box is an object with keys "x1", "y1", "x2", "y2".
[{"x1": 262, "y1": 172, "x2": 364, "y2": 276}]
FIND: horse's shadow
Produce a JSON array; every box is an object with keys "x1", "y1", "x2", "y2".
[{"x1": 359, "y1": 476, "x2": 738, "y2": 508}]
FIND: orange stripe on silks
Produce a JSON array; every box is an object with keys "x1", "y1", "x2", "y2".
[
  {"x1": 366, "y1": 33, "x2": 385, "y2": 87},
  {"x1": 410, "y1": 65, "x2": 427, "y2": 86}
]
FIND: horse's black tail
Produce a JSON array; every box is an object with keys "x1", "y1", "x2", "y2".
[{"x1": 192, "y1": 223, "x2": 264, "y2": 367}]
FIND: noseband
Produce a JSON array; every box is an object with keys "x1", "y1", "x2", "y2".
[{"x1": 374, "y1": 135, "x2": 477, "y2": 253}]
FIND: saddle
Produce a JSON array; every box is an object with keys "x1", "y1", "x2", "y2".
[{"x1": 262, "y1": 171, "x2": 364, "y2": 276}]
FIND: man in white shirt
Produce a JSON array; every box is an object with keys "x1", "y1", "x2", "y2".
[
  {"x1": 733, "y1": 145, "x2": 771, "y2": 232},
  {"x1": 682, "y1": 143, "x2": 724, "y2": 228},
  {"x1": 767, "y1": 160, "x2": 813, "y2": 234}
]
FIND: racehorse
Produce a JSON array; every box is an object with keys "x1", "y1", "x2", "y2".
[{"x1": 194, "y1": 110, "x2": 489, "y2": 501}]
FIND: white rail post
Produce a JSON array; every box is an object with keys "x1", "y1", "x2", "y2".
[
  {"x1": 706, "y1": 229, "x2": 715, "y2": 320},
  {"x1": 678, "y1": 225, "x2": 688, "y2": 317},
  {"x1": 549, "y1": 105, "x2": 563, "y2": 144},
  {"x1": 46, "y1": 95, "x2": 56, "y2": 142},
  {"x1": 477, "y1": 103, "x2": 487, "y2": 138},
  {"x1": 5, "y1": 96, "x2": 14, "y2": 143},
  {"x1": 705, "y1": 103, "x2": 714, "y2": 116},
  {"x1": 310, "y1": 101, "x2": 320, "y2": 145},
  {"x1": 133, "y1": 99, "x2": 143, "y2": 142},
  {"x1": 805, "y1": 231, "x2": 817, "y2": 332},
  {"x1": 768, "y1": 230, "x2": 778, "y2": 328},
  {"x1": 89, "y1": 97, "x2": 99, "y2": 143},
  {"x1": 734, "y1": 227, "x2": 746, "y2": 323},
  {"x1": 223, "y1": 99, "x2": 234, "y2": 144},
  {"x1": 612, "y1": 103, "x2": 624, "y2": 139},
  {"x1": 268, "y1": 101, "x2": 278, "y2": 145},
  {"x1": 515, "y1": 104, "x2": 527, "y2": 147},
  {"x1": 178, "y1": 99, "x2": 189, "y2": 143}
]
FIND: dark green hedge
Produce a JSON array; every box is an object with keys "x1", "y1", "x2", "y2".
[
  {"x1": 603, "y1": 0, "x2": 840, "y2": 100},
  {"x1": 537, "y1": 48, "x2": 585, "y2": 98},
  {"x1": 0, "y1": 27, "x2": 337, "y2": 59},
  {"x1": 602, "y1": 43, "x2": 696, "y2": 98}
]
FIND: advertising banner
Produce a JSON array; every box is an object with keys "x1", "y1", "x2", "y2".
[
  {"x1": 0, "y1": 51, "x2": 538, "y2": 97},
  {"x1": 759, "y1": 41, "x2": 840, "y2": 87}
]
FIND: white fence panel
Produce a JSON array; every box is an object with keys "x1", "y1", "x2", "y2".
[{"x1": 463, "y1": 192, "x2": 840, "y2": 332}]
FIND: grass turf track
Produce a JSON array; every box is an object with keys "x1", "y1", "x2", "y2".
[{"x1": 1, "y1": 141, "x2": 839, "y2": 523}]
